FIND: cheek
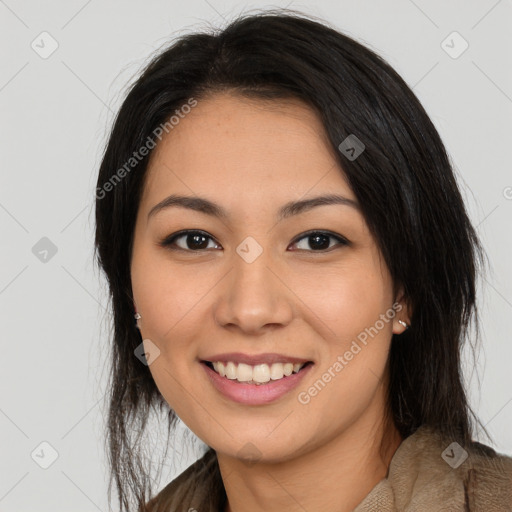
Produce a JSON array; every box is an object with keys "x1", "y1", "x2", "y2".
[
  {"x1": 131, "y1": 247, "x2": 212, "y2": 344},
  {"x1": 292, "y1": 262, "x2": 393, "y2": 412},
  {"x1": 295, "y1": 324, "x2": 392, "y2": 444},
  {"x1": 131, "y1": 251, "x2": 215, "y2": 394},
  {"x1": 293, "y1": 261, "x2": 392, "y2": 342}
]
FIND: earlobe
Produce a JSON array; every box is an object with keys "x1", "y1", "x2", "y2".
[
  {"x1": 134, "y1": 311, "x2": 142, "y2": 329},
  {"x1": 393, "y1": 286, "x2": 411, "y2": 334},
  {"x1": 393, "y1": 317, "x2": 410, "y2": 335},
  {"x1": 397, "y1": 319, "x2": 409, "y2": 330}
]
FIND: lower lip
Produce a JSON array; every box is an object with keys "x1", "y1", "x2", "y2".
[{"x1": 202, "y1": 362, "x2": 313, "y2": 405}]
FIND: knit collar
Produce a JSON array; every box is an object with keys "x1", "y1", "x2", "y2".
[
  {"x1": 354, "y1": 425, "x2": 512, "y2": 511},
  {"x1": 354, "y1": 425, "x2": 470, "y2": 510}
]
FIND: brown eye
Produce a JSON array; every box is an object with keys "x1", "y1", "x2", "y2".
[
  {"x1": 289, "y1": 231, "x2": 349, "y2": 252},
  {"x1": 160, "y1": 230, "x2": 221, "y2": 251},
  {"x1": 159, "y1": 229, "x2": 349, "y2": 253}
]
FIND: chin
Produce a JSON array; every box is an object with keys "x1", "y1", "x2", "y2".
[{"x1": 206, "y1": 429, "x2": 312, "y2": 466}]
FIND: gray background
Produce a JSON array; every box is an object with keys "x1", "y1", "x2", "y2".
[{"x1": 1, "y1": 0, "x2": 511, "y2": 510}]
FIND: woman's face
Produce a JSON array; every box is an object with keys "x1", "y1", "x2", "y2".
[{"x1": 130, "y1": 92, "x2": 408, "y2": 462}]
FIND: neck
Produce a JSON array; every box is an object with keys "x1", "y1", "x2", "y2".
[{"x1": 218, "y1": 401, "x2": 403, "y2": 512}]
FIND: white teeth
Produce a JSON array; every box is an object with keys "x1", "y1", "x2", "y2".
[
  {"x1": 270, "y1": 363, "x2": 284, "y2": 380},
  {"x1": 253, "y1": 364, "x2": 270, "y2": 383},
  {"x1": 237, "y1": 363, "x2": 253, "y2": 382},
  {"x1": 283, "y1": 363, "x2": 293, "y2": 376},
  {"x1": 210, "y1": 361, "x2": 307, "y2": 384},
  {"x1": 225, "y1": 361, "x2": 237, "y2": 379}
]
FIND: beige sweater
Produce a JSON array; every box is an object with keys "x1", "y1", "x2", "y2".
[{"x1": 144, "y1": 426, "x2": 512, "y2": 511}]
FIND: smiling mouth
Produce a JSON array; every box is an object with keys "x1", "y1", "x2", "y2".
[{"x1": 202, "y1": 360, "x2": 314, "y2": 385}]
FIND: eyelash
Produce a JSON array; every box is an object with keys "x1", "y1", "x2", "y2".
[{"x1": 158, "y1": 229, "x2": 349, "y2": 253}]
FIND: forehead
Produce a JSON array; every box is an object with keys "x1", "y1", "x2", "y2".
[{"x1": 141, "y1": 92, "x2": 355, "y2": 209}]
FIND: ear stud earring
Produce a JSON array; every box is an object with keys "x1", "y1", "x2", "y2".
[
  {"x1": 398, "y1": 319, "x2": 409, "y2": 330},
  {"x1": 134, "y1": 312, "x2": 141, "y2": 329}
]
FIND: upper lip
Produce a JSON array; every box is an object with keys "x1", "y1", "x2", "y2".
[{"x1": 201, "y1": 352, "x2": 313, "y2": 365}]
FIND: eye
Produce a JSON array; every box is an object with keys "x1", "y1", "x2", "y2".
[
  {"x1": 159, "y1": 230, "x2": 221, "y2": 252},
  {"x1": 159, "y1": 229, "x2": 349, "y2": 253},
  {"x1": 289, "y1": 230, "x2": 349, "y2": 252}
]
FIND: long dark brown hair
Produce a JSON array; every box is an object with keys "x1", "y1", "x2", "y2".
[{"x1": 94, "y1": 8, "x2": 491, "y2": 511}]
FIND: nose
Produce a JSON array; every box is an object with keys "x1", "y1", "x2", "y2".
[{"x1": 213, "y1": 246, "x2": 294, "y2": 335}]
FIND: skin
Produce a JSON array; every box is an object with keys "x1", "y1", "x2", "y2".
[{"x1": 130, "y1": 92, "x2": 411, "y2": 512}]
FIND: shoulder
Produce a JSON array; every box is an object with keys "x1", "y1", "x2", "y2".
[
  {"x1": 463, "y1": 439, "x2": 512, "y2": 510},
  {"x1": 403, "y1": 426, "x2": 512, "y2": 510},
  {"x1": 142, "y1": 448, "x2": 222, "y2": 512}
]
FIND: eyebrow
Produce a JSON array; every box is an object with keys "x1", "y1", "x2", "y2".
[{"x1": 147, "y1": 193, "x2": 360, "y2": 222}]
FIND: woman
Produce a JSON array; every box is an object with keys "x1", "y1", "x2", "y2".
[{"x1": 94, "y1": 10, "x2": 512, "y2": 512}]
